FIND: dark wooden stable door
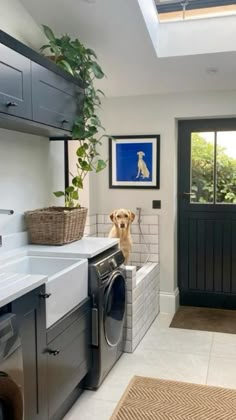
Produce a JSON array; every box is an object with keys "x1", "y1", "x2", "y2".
[{"x1": 178, "y1": 119, "x2": 236, "y2": 309}]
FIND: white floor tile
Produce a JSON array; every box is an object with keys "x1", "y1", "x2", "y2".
[
  {"x1": 138, "y1": 324, "x2": 213, "y2": 355},
  {"x1": 109, "y1": 349, "x2": 209, "y2": 384},
  {"x1": 63, "y1": 392, "x2": 116, "y2": 420},
  {"x1": 211, "y1": 332, "x2": 236, "y2": 358},
  {"x1": 207, "y1": 356, "x2": 236, "y2": 389}
]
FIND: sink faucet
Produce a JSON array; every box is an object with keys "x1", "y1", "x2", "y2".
[{"x1": 0, "y1": 209, "x2": 14, "y2": 247}]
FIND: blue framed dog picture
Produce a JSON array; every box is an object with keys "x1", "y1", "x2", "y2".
[{"x1": 109, "y1": 135, "x2": 160, "y2": 189}]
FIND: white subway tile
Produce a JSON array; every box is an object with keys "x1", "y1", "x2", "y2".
[
  {"x1": 131, "y1": 224, "x2": 149, "y2": 234},
  {"x1": 130, "y1": 253, "x2": 141, "y2": 263},
  {"x1": 140, "y1": 215, "x2": 159, "y2": 224},
  {"x1": 97, "y1": 214, "x2": 104, "y2": 224},
  {"x1": 149, "y1": 244, "x2": 159, "y2": 254},
  {"x1": 123, "y1": 341, "x2": 132, "y2": 353},
  {"x1": 149, "y1": 224, "x2": 159, "y2": 234},
  {"x1": 149, "y1": 254, "x2": 160, "y2": 263},
  {"x1": 97, "y1": 224, "x2": 110, "y2": 234},
  {"x1": 142, "y1": 234, "x2": 158, "y2": 244},
  {"x1": 131, "y1": 234, "x2": 140, "y2": 243}
]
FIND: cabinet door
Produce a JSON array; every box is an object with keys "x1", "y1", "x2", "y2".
[
  {"x1": 32, "y1": 62, "x2": 83, "y2": 131},
  {"x1": 11, "y1": 286, "x2": 48, "y2": 420},
  {"x1": 47, "y1": 302, "x2": 91, "y2": 419},
  {"x1": 0, "y1": 44, "x2": 32, "y2": 119}
]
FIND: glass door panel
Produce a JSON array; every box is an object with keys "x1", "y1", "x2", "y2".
[
  {"x1": 216, "y1": 131, "x2": 236, "y2": 204},
  {"x1": 190, "y1": 132, "x2": 215, "y2": 203}
]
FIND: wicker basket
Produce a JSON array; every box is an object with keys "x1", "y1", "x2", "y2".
[{"x1": 25, "y1": 207, "x2": 88, "y2": 245}]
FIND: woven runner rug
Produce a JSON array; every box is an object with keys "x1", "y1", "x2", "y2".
[{"x1": 110, "y1": 376, "x2": 236, "y2": 420}]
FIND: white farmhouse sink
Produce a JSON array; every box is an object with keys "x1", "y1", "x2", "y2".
[{"x1": 0, "y1": 256, "x2": 88, "y2": 328}]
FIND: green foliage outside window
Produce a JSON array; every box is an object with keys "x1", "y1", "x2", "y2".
[{"x1": 191, "y1": 133, "x2": 236, "y2": 204}]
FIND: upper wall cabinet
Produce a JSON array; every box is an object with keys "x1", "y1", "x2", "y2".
[
  {"x1": 32, "y1": 62, "x2": 82, "y2": 132},
  {"x1": 0, "y1": 31, "x2": 84, "y2": 138},
  {"x1": 0, "y1": 44, "x2": 32, "y2": 119}
]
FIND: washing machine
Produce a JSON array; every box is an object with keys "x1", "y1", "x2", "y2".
[
  {"x1": 85, "y1": 248, "x2": 126, "y2": 389},
  {"x1": 0, "y1": 312, "x2": 24, "y2": 420}
]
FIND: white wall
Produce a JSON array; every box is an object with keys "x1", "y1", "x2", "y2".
[
  {"x1": 0, "y1": 0, "x2": 64, "y2": 235},
  {"x1": 0, "y1": 0, "x2": 46, "y2": 49},
  {"x1": 92, "y1": 90, "x2": 236, "y2": 296}
]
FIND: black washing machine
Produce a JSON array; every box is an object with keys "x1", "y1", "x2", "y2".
[{"x1": 85, "y1": 248, "x2": 126, "y2": 389}]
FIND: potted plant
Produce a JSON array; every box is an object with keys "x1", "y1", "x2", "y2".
[{"x1": 25, "y1": 25, "x2": 108, "y2": 245}]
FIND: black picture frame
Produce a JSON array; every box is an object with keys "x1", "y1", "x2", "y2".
[{"x1": 109, "y1": 134, "x2": 160, "y2": 189}]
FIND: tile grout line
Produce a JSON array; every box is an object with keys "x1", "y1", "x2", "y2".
[{"x1": 205, "y1": 332, "x2": 214, "y2": 385}]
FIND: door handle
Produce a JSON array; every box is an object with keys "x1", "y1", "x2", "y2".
[
  {"x1": 39, "y1": 292, "x2": 51, "y2": 299},
  {"x1": 48, "y1": 349, "x2": 60, "y2": 356},
  {"x1": 6, "y1": 101, "x2": 18, "y2": 107},
  {"x1": 183, "y1": 192, "x2": 195, "y2": 196}
]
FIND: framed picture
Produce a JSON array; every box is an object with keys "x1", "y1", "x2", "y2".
[{"x1": 109, "y1": 135, "x2": 160, "y2": 189}]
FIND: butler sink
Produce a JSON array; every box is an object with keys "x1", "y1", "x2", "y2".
[{"x1": 1, "y1": 255, "x2": 88, "y2": 328}]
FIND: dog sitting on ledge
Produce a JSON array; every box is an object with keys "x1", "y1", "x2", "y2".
[{"x1": 108, "y1": 208, "x2": 135, "y2": 264}]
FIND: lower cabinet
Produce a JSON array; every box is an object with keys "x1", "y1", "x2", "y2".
[
  {"x1": 11, "y1": 285, "x2": 48, "y2": 420},
  {"x1": 46, "y1": 298, "x2": 91, "y2": 420}
]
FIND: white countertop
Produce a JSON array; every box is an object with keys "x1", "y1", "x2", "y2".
[
  {"x1": 28, "y1": 237, "x2": 119, "y2": 259},
  {"x1": 0, "y1": 272, "x2": 46, "y2": 308},
  {"x1": 0, "y1": 237, "x2": 119, "y2": 308}
]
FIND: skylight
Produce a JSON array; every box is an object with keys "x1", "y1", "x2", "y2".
[{"x1": 156, "y1": 0, "x2": 236, "y2": 22}]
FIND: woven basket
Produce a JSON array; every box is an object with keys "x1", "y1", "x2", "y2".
[{"x1": 25, "y1": 207, "x2": 88, "y2": 245}]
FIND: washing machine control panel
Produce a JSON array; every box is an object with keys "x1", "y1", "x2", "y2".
[{"x1": 96, "y1": 250, "x2": 124, "y2": 279}]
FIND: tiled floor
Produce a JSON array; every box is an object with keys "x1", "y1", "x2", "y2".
[{"x1": 63, "y1": 313, "x2": 236, "y2": 420}]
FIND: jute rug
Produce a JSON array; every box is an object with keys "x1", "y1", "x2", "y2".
[
  {"x1": 170, "y1": 306, "x2": 236, "y2": 334},
  {"x1": 110, "y1": 376, "x2": 236, "y2": 419}
]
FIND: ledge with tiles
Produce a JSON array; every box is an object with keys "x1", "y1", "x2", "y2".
[{"x1": 123, "y1": 262, "x2": 160, "y2": 353}]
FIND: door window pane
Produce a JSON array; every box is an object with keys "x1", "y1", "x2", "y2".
[
  {"x1": 216, "y1": 131, "x2": 236, "y2": 204},
  {"x1": 191, "y1": 132, "x2": 215, "y2": 203}
]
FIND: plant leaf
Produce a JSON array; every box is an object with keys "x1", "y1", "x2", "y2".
[
  {"x1": 71, "y1": 190, "x2": 79, "y2": 200},
  {"x1": 65, "y1": 186, "x2": 74, "y2": 194},
  {"x1": 91, "y1": 62, "x2": 105, "y2": 79},
  {"x1": 96, "y1": 159, "x2": 107, "y2": 172},
  {"x1": 72, "y1": 176, "x2": 83, "y2": 189},
  {"x1": 59, "y1": 60, "x2": 74, "y2": 75},
  {"x1": 86, "y1": 48, "x2": 97, "y2": 58},
  {"x1": 42, "y1": 24, "x2": 56, "y2": 42},
  {"x1": 53, "y1": 191, "x2": 65, "y2": 197}
]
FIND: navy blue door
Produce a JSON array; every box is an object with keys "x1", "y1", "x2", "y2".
[{"x1": 178, "y1": 119, "x2": 236, "y2": 309}]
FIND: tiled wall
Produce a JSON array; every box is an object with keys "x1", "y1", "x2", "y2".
[
  {"x1": 84, "y1": 214, "x2": 97, "y2": 237},
  {"x1": 123, "y1": 262, "x2": 160, "y2": 353},
  {"x1": 96, "y1": 214, "x2": 159, "y2": 266}
]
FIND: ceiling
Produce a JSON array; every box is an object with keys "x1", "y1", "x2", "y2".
[{"x1": 20, "y1": 0, "x2": 236, "y2": 97}]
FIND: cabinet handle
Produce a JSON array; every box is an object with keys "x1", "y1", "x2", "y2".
[
  {"x1": 39, "y1": 292, "x2": 51, "y2": 299},
  {"x1": 6, "y1": 101, "x2": 18, "y2": 107},
  {"x1": 48, "y1": 349, "x2": 60, "y2": 356},
  {"x1": 61, "y1": 119, "x2": 69, "y2": 124}
]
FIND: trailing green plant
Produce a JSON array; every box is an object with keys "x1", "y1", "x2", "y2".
[{"x1": 40, "y1": 25, "x2": 108, "y2": 207}]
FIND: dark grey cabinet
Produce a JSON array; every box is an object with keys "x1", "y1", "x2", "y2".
[
  {"x1": 11, "y1": 285, "x2": 47, "y2": 420},
  {"x1": 0, "y1": 44, "x2": 32, "y2": 119},
  {"x1": 46, "y1": 298, "x2": 91, "y2": 420},
  {"x1": 0, "y1": 31, "x2": 84, "y2": 137},
  {"x1": 32, "y1": 62, "x2": 83, "y2": 131}
]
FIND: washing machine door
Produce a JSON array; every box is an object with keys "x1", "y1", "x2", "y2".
[{"x1": 104, "y1": 271, "x2": 126, "y2": 347}]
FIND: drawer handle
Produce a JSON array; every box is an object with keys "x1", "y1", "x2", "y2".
[
  {"x1": 48, "y1": 349, "x2": 60, "y2": 356},
  {"x1": 39, "y1": 292, "x2": 51, "y2": 299},
  {"x1": 61, "y1": 119, "x2": 69, "y2": 124},
  {"x1": 6, "y1": 101, "x2": 18, "y2": 107}
]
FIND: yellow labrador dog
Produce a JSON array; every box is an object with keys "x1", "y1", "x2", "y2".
[{"x1": 108, "y1": 208, "x2": 135, "y2": 264}]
